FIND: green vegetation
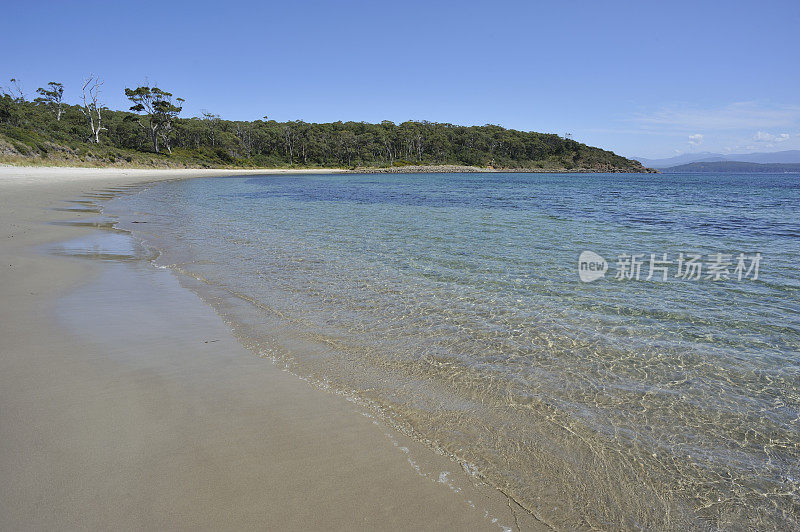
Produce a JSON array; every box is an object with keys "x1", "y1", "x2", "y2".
[{"x1": 1, "y1": 79, "x2": 651, "y2": 171}]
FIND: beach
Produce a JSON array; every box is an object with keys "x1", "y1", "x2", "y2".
[
  {"x1": 2, "y1": 166, "x2": 797, "y2": 530},
  {"x1": 4, "y1": 0, "x2": 795, "y2": 528},
  {"x1": 0, "y1": 167, "x2": 537, "y2": 531}
]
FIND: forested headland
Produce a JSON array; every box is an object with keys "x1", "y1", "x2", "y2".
[{"x1": 0, "y1": 78, "x2": 652, "y2": 172}]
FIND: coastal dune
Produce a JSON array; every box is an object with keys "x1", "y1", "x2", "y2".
[{"x1": 0, "y1": 167, "x2": 540, "y2": 530}]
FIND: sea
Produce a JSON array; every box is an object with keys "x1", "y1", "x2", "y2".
[{"x1": 104, "y1": 172, "x2": 800, "y2": 530}]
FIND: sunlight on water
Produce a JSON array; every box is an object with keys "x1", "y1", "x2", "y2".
[{"x1": 106, "y1": 172, "x2": 800, "y2": 529}]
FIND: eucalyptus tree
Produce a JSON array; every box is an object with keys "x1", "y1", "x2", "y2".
[
  {"x1": 201, "y1": 112, "x2": 221, "y2": 147},
  {"x1": 7, "y1": 78, "x2": 25, "y2": 101},
  {"x1": 81, "y1": 75, "x2": 105, "y2": 143},
  {"x1": 124, "y1": 85, "x2": 183, "y2": 153},
  {"x1": 35, "y1": 82, "x2": 64, "y2": 120},
  {"x1": 283, "y1": 122, "x2": 296, "y2": 164}
]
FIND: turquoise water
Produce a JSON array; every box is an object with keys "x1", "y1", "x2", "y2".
[{"x1": 106, "y1": 172, "x2": 799, "y2": 529}]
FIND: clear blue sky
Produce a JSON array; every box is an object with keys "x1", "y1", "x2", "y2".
[{"x1": 3, "y1": 0, "x2": 798, "y2": 158}]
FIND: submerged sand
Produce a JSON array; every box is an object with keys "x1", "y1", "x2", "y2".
[{"x1": 0, "y1": 167, "x2": 542, "y2": 530}]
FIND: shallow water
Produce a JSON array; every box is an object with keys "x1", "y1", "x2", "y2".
[
  {"x1": 105, "y1": 172, "x2": 800, "y2": 529},
  {"x1": 50, "y1": 230, "x2": 152, "y2": 261}
]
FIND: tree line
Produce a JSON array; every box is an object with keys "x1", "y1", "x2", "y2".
[{"x1": 0, "y1": 77, "x2": 647, "y2": 171}]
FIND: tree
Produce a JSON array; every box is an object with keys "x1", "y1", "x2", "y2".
[
  {"x1": 6, "y1": 78, "x2": 25, "y2": 101},
  {"x1": 124, "y1": 85, "x2": 183, "y2": 153},
  {"x1": 35, "y1": 82, "x2": 64, "y2": 120},
  {"x1": 80, "y1": 75, "x2": 105, "y2": 143},
  {"x1": 201, "y1": 111, "x2": 221, "y2": 147},
  {"x1": 235, "y1": 122, "x2": 255, "y2": 158},
  {"x1": 283, "y1": 122, "x2": 296, "y2": 164},
  {"x1": 0, "y1": 85, "x2": 646, "y2": 171},
  {"x1": 380, "y1": 121, "x2": 396, "y2": 164}
]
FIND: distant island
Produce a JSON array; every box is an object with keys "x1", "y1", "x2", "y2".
[
  {"x1": 635, "y1": 149, "x2": 800, "y2": 169},
  {"x1": 0, "y1": 80, "x2": 652, "y2": 172},
  {"x1": 661, "y1": 161, "x2": 800, "y2": 173}
]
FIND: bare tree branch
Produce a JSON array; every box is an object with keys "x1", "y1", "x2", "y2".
[{"x1": 80, "y1": 75, "x2": 106, "y2": 143}]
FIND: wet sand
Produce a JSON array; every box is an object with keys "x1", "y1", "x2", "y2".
[{"x1": 0, "y1": 167, "x2": 542, "y2": 530}]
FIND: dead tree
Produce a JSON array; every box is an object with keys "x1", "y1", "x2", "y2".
[
  {"x1": 80, "y1": 75, "x2": 106, "y2": 143},
  {"x1": 8, "y1": 78, "x2": 26, "y2": 101}
]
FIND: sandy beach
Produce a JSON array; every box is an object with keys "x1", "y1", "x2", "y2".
[{"x1": 0, "y1": 167, "x2": 541, "y2": 531}]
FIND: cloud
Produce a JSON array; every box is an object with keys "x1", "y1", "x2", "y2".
[
  {"x1": 752, "y1": 131, "x2": 790, "y2": 142},
  {"x1": 688, "y1": 133, "x2": 703, "y2": 146},
  {"x1": 628, "y1": 102, "x2": 800, "y2": 131}
]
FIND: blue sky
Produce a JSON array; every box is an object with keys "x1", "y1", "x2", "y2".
[{"x1": 2, "y1": 0, "x2": 798, "y2": 158}]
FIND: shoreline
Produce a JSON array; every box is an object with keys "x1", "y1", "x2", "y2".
[
  {"x1": 351, "y1": 164, "x2": 658, "y2": 173},
  {"x1": 1, "y1": 162, "x2": 659, "y2": 174},
  {"x1": 0, "y1": 167, "x2": 543, "y2": 529},
  {"x1": 0, "y1": 165, "x2": 350, "y2": 186}
]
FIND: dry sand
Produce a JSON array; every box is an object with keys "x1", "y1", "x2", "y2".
[{"x1": 0, "y1": 167, "x2": 543, "y2": 530}]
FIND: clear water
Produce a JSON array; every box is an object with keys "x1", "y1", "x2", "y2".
[{"x1": 105, "y1": 172, "x2": 800, "y2": 530}]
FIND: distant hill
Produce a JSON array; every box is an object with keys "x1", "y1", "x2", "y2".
[
  {"x1": 0, "y1": 92, "x2": 651, "y2": 172},
  {"x1": 661, "y1": 161, "x2": 800, "y2": 173},
  {"x1": 635, "y1": 150, "x2": 800, "y2": 168}
]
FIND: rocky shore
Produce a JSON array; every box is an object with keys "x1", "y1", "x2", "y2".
[{"x1": 353, "y1": 164, "x2": 658, "y2": 173}]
